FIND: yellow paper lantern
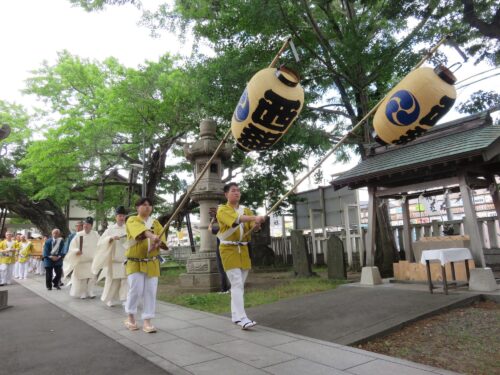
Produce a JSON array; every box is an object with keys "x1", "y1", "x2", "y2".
[
  {"x1": 373, "y1": 65, "x2": 457, "y2": 145},
  {"x1": 231, "y1": 66, "x2": 305, "y2": 151}
]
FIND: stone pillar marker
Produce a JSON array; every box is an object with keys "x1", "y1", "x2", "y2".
[
  {"x1": 179, "y1": 119, "x2": 232, "y2": 292},
  {"x1": 291, "y1": 230, "x2": 314, "y2": 277},
  {"x1": 326, "y1": 235, "x2": 346, "y2": 280},
  {"x1": 0, "y1": 290, "x2": 9, "y2": 311}
]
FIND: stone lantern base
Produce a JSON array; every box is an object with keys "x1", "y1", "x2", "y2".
[{"x1": 179, "y1": 251, "x2": 221, "y2": 292}]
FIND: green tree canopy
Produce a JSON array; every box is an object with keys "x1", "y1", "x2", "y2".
[{"x1": 2, "y1": 51, "x2": 203, "y2": 231}]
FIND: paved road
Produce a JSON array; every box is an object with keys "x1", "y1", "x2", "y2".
[
  {"x1": 244, "y1": 283, "x2": 479, "y2": 345},
  {"x1": 0, "y1": 283, "x2": 169, "y2": 375}
]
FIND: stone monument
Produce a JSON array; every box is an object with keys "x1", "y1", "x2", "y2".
[
  {"x1": 179, "y1": 119, "x2": 232, "y2": 292},
  {"x1": 290, "y1": 230, "x2": 314, "y2": 277},
  {"x1": 326, "y1": 235, "x2": 347, "y2": 279}
]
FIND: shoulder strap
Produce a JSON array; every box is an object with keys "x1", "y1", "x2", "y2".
[{"x1": 217, "y1": 205, "x2": 246, "y2": 241}]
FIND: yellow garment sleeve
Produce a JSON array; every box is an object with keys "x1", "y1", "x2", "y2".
[
  {"x1": 217, "y1": 205, "x2": 239, "y2": 228},
  {"x1": 126, "y1": 216, "x2": 148, "y2": 240},
  {"x1": 153, "y1": 220, "x2": 167, "y2": 244}
]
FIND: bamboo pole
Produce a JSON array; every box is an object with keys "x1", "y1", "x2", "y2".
[
  {"x1": 157, "y1": 37, "x2": 294, "y2": 240},
  {"x1": 244, "y1": 35, "x2": 451, "y2": 237}
]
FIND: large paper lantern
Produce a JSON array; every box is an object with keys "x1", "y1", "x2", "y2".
[
  {"x1": 373, "y1": 65, "x2": 457, "y2": 145},
  {"x1": 231, "y1": 66, "x2": 304, "y2": 152}
]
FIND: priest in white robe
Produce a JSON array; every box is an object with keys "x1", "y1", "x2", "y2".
[
  {"x1": 92, "y1": 206, "x2": 128, "y2": 307},
  {"x1": 65, "y1": 217, "x2": 100, "y2": 299}
]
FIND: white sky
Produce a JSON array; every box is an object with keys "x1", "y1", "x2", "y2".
[
  {"x1": 0, "y1": 0, "x2": 183, "y2": 108},
  {"x1": 1, "y1": 0, "x2": 498, "y2": 203}
]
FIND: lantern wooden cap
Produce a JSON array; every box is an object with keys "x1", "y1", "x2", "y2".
[
  {"x1": 434, "y1": 65, "x2": 456, "y2": 85},
  {"x1": 276, "y1": 65, "x2": 300, "y2": 87}
]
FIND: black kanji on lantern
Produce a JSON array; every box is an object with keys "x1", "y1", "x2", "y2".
[
  {"x1": 419, "y1": 95, "x2": 455, "y2": 127},
  {"x1": 237, "y1": 123, "x2": 281, "y2": 151},
  {"x1": 251, "y1": 90, "x2": 301, "y2": 132}
]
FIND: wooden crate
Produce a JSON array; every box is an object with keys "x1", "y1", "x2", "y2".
[{"x1": 393, "y1": 260, "x2": 475, "y2": 282}]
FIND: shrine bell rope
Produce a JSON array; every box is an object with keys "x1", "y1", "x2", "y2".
[
  {"x1": 157, "y1": 37, "x2": 295, "y2": 240},
  {"x1": 243, "y1": 35, "x2": 451, "y2": 238}
]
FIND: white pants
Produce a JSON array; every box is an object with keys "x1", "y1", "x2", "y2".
[
  {"x1": 36, "y1": 260, "x2": 45, "y2": 275},
  {"x1": 28, "y1": 258, "x2": 35, "y2": 273},
  {"x1": 226, "y1": 268, "x2": 249, "y2": 323},
  {"x1": 125, "y1": 272, "x2": 158, "y2": 320},
  {"x1": 0, "y1": 264, "x2": 7, "y2": 284},
  {"x1": 14, "y1": 262, "x2": 20, "y2": 278},
  {"x1": 4, "y1": 263, "x2": 15, "y2": 284},
  {"x1": 18, "y1": 262, "x2": 29, "y2": 279},
  {"x1": 70, "y1": 276, "x2": 96, "y2": 298},
  {"x1": 101, "y1": 278, "x2": 128, "y2": 304}
]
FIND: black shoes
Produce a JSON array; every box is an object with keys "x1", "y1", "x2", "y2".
[{"x1": 47, "y1": 287, "x2": 52, "y2": 290}]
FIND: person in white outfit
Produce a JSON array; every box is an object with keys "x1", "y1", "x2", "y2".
[
  {"x1": 92, "y1": 206, "x2": 128, "y2": 307},
  {"x1": 65, "y1": 217, "x2": 100, "y2": 299}
]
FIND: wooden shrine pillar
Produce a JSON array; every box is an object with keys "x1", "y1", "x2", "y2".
[
  {"x1": 486, "y1": 174, "x2": 500, "y2": 218},
  {"x1": 458, "y1": 172, "x2": 486, "y2": 267},
  {"x1": 401, "y1": 195, "x2": 414, "y2": 262},
  {"x1": 366, "y1": 186, "x2": 377, "y2": 266}
]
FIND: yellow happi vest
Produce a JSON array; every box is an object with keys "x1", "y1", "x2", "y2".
[
  {"x1": 125, "y1": 215, "x2": 166, "y2": 277},
  {"x1": 0, "y1": 240, "x2": 19, "y2": 264},
  {"x1": 18, "y1": 241, "x2": 33, "y2": 263},
  {"x1": 216, "y1": 203, "x2": 254, "y2": 271}
]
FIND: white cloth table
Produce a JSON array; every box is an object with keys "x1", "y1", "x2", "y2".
[
  {"x1": 420, "y1": 248, "x2": 473, "y2": 294},
  {"x1": 420, "y1": 248, "x2": 472, "y2": 266}
]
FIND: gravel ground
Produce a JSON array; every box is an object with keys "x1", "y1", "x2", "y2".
[{"x1": 357, "y1": 300, "x2": 500, "y2": 375}]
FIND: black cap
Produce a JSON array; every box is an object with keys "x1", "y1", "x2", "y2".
[
  {"x1": 84, "y1": 216, "x2": 94, "y2": 225},
  {"x1": 115, "y1": 206, "x2": 127, "y2": 215}
]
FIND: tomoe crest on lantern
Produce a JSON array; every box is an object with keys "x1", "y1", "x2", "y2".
[
  {"x1": 373, "y1": 65, "x2": 457, "y2": 145},
  {"x1": 231, "y1": 66, "x2": 305, "y2": 152},
  {"x1": 385, "y1": 90, "x2": 420, "y2": 126}
]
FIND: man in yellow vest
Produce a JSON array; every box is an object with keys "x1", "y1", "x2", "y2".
[
  {"x1": 13, "y1": 233, "x2": 22, "y2": 279},
  {"x1": 0, "y1": 231, "x2": 19, "y2": 286},
  {"x1": 216, "y1": 182, "x2": 266, "y2": 329},
  {"x1": 17, "y1": 234, "x2": 33, "y2": 279},
  {"x1": 123, "y1": 197, "x2": 167, "y2": 333}
]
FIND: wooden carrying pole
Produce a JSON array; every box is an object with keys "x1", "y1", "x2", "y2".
[
  {"x1": 158, "y1": 37, "x2": 294, "y2": 239},
  {"x1": 244, "y1": 35, "x2": 451, "y2": 236}
]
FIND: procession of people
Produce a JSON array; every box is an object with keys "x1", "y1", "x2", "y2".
[{"x1": 0, "y1": 182, "x2": 263, "y2": 335}]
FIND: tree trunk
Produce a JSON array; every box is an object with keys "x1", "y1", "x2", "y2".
[
  {"x1": 145, "y1": 147, "x2": 167, "y2": 201},
  {"x1": 5, "y1": 199, "x2": 69, "y2": 237},
  {"x1": 0, "y1": 183, "x2": 69, "y2": 237},
  {"x1": 157, "y1": 192, "x2": 199, "y2": 229},
  {"x1": 97, "y1": 179, "x2": 107, "y2": 232}
]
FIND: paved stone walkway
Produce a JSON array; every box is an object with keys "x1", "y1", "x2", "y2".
[
  {"x1": 0, "y1": 283, "x2": 168, "y2": 375},
  {"x1": 245, "y1": 282, "x2": 481, "y2": 345},
  {"x1": 9, "y1": 276, "x2": 459, "y2": 375}
]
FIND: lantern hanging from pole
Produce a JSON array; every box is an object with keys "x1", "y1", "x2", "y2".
[
  {"x1": 231, "y1": 66, "x2": 304, "y2": 152},
  {"x1": 373, "y1": 65, "x2": 457, "y2": 145}
]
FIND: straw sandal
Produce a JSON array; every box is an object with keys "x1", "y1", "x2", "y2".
[
  {"x1": 142, "y1": 325, "x2": 157, "y2": 333},
  {"x1": 124, "y1": 320, "x2": 139, "y2": 331}
]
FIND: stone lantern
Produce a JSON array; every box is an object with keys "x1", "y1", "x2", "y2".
[{"x1": 179, "y1": 119, "x2": 232, "y2": 291}]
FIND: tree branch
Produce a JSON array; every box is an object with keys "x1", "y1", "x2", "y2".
[
  {"x1": 306, "y1": 105, "x2": 353, "y2": 119},
  {"x1": 463, "y1": 0, "x2": 500, "y2": 39}
]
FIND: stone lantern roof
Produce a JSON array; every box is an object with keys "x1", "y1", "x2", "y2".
[{"x1": 184, "y1": 119, "x2": 232, "y2": 162}]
